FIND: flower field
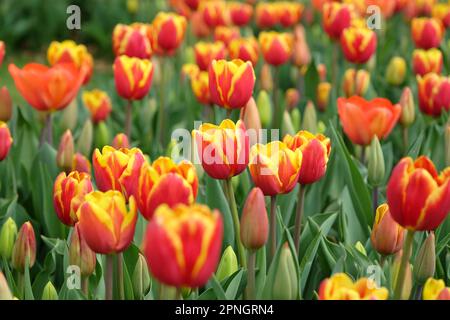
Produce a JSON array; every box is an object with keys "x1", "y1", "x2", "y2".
[{"x1": 0, "y1": 0, "x2": 450, "y2": 302}]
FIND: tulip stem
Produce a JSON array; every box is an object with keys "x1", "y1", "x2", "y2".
[
  {"x1": 271, "y1": 67, "x2": 280, "y2": 130},
  {"x1": 117, "y1": 253, "x2": 125, "y2": 300},
  {"x1": 105, "y1": 255, "x2": 114, "y2": 300},
  {"x1": 360, "y1": 146, "x2": 366, "y2": 164},
  {"x1": 225, "y1": 178, "x2": 247, "y2": 269},
  {"x1": 394, "y1": 230, "x2": 415, "y2": 300},
  {"x1": 372, "y1": 186, "x2": 378, "y2": 214},
  {"x1": 402, "y1": 126, "x2": 409, "y2": 155},
  {"x1": 125, "y1": 100, "x2": 132, "y2": 140},
  {"x1": 157, "y1": 57, "x2": 167, "y2": 147},
  {"x1": 81, "y1": 276, "x2": 89, "y2": 297},
  {"x1": 246, "y1": 250, "x2": 256, "y2": 300},
  {"x1": 331, "y1": 42, "x2": 338, "y2": 98},
  {"x1": 294, "y1": 184, "x2": 306, "y2": 253},
  {"x1": 379, "y1": 255, "x2": 387, "y2": 268},
  {"x1": 40, "y1": 113, "x2": 53, "y2": 146},
  {"x1": 269, "y1": 195, "x2": 278, "y2": 261}
]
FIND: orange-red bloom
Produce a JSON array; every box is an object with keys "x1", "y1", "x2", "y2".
[
  {"x1": 417, "y1": 73, "x2": 450, "y2": 117},
  {"x1": 191, "y1": 71, "x2": 211, "y2": 105},
  {"x1": 432, "y1": 4, "x2": 450, "y2": 28},
  {"x1": 208, "y1": 59, "x2": 255, "y2": 109},
  {"x1": 53, "y1": 171, "x2": 93, "y2": 226},
  {"x1": 143, "y1": 204, "x2": 223, "y2": 288},
  {"x1": 255, "y1": 3, "x2": 279, "y2": 29},
  {"x1": 112, "y1": 133, "x2": 130, "y2": 149},
  {"x1": 151, "y1": 12, "x2": 187, "y2": 55},
  {"x1": 278, "y1": 2, "x2": 304, "y2": 27},
  {"x1": 259, "y1": 31, "x2": 294, "y2": 66},
  {"x1": 0, "y1": 86, "x2": 12, "y2": 122},
  {"x1": 411, "y1": 18, "x2": 444, "y2": 49},
  {"x1": 412, "y1": 49, "x2": 443, "y2": 76},
  {"x1": 387, "y1": 156, "x2": 450, "y2": 231},
  {"x1": 112, "y1": 23, "x2": 153, "y2": 59},
  {"x1": 229, "y1": 1, "x2": 253, "y2": 26},
  {"x1": 194, "y1": 41, "x2": 226, "y2": 71},
  {"x1": 201, "y1": 1, "x2": 228, "y2": 28},
  {"x1": 283, "y1": 131, "x2": 331, "y2": 185},
  {"x1": 240, "y1": 187, "x2": 269, "y2": 250},
  {"x1": 370, "y1": 204, "x2": 405, "y2": 256},
  {"x1": 337, "y1": 96, "x2": 401, "y2": 146},
  {"x1": 72, "y1": 152, "x2": 91, "y2": 174},
  {"x1": 322, "y1": 2, "x2": 353, "y2": 39},
  {"x1": 213, "y1": 26, "x2": 240, "y2": 46},
  {"x1": 340, "y1": 27, "x2": 377, "y2": 64},
  {"x1": 193, "y1": 119, "x2": 249, "y2": 180},
  {"x1": 77, "y1": 191, "x2": 137, "y2": 254},
  {"x1": 82, "y1": 89, "x2": 112, "y2": 124},
  {"x1": 113, "y1": 55, "x2": 154, "y2": 101},
  {"x1": 228, "y1": 37, "x2": 259, "y2": 66},
  {"x1": 0, "y1": 121, "x2": 12, "y2": 162},
  {"x1": 423, "y1": 278, "x2": 450, "y2": 300},
  {"x1": 9, "y1": 63, "x2": 86, "y2": 112}
]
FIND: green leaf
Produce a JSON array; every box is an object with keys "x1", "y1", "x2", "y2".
[
  {"x1": 224, "y1": 269, "x2": 245, "y2": 300},
  {"x1": 209, "y1": 275, "x2": 228, "y2": 300}
]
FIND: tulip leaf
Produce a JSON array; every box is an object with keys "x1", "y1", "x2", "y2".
[
  {"x1": 224, "y1": 269, "x2": 245, "y2": 300},
  {"x1": 23, "y1": 261, "x2": 35, "y2": 300},
  {"x1": 209, "y1": 275, "x2": 228, "y2": 300}
]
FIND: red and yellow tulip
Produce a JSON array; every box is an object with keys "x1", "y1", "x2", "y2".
[
  {"x1": 112, "y1": 133, "x2": 130, "y2": 150},
  {"x1": 316, "y1": 82, "x2": 332, "y2": 112},
  {"x1": 228, "y1": 37, "x2": 259, "y2": 67},
  {"x1": 72, "y1": 152, "x2": 91, "y2": 174},
  {"x1": 82, "y1": 89, "x2": 112, "y2": 124},
  {"x1": 112, "y1": 23, "x2": 152, "y2": 59},
  {"x1": 322, "y1": 2, "x2": 353, "y2": 40},
  {"x1": 340, "y1": 26, "x2": 377, "y2": 64},
  {"x1": 342, "y1": 68, "x2": 370, "y2": 97},
  {"x1": 258, "y1": 31, "x2": 294, "y2": 66},
  {"x1": 411, "y1": 17, "x2": 443, "y2": 49},
  {"x1": 201, "y1": 1, "x2": 228, "y2": 28},
  {"x1": 423, "y1": 278, "x2": 450, "y2": 300},
  {"x1": 412, "y1": 48, "x2": 442, "y2": 76},
  {"x1": 11, "y1": 222, "x2": 36, "y2": 271},
  {"x1": 151, "y1": 12, "x2": 187, "y2": 55},
  {"x1": 191, "y1": 71, "x2": 211, "y2": 105},
  {"x1": 0, "y1": 121, "x2": 12, "y2": 162},
  {"x1": 432, "y1": 3, "x2": 450, "y2": 28},
  {"x1": 229, "y1": 1, "x2": 253, "y2": 26},
  {"x1": 370, "y1": 204, "x2": 405, "y2": 256},
  {"x1": 417, "y1": 72, "x2": 450, "y2": 117},
  {"x1": 213, "y1": 26, "x2": 240, "y2": 46},
  {"x1": 194, "y1": 41, "x2": 226, "y2": 71},
  {"x1": 255, "y1": 3, "x2": 278, "y2": 29},
  {"x1": 278, "y1": 2, "x2": 303, "y2": 27}
]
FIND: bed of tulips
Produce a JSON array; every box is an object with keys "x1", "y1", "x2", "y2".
[{"x1": 0, "y1": 0, "x2": 450, "y2": 302}]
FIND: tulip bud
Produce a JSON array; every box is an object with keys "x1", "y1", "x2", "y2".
[
  {"x1": 391, "y1": 250, "x2": 413, "y2": 300},
  {"x1": 240, "y1": 97, "x2": 262, "y2": 146},
  {"x1": 302, "y1": 101, "x2": 317, "y2": 133},
  {"x1": 283, "y1": 111, "x2": 295, "y2": 136},
  {"x1": 386, "y1": 56, "x2": 407, "y2": 86},
  {"x1": 291, "y1": 108, "x2": 301, "y2": 132},
  {"x1": 127, "y1": 0, "x2": 139, "y2": 14},
  {"x1": 60, "y1": 99, "x2": 78, "y2": 131},
  {"x1": 0, "y1": 217, "x2": 17, "y2": 261},
  {"x1": 272, "y1": 243, "x2": 298, "y2": 300},
  {"x1": 240, "y1": 188, "x2": 269, "y2": 250},
  {"x1": 132, "y1": 253, "x2": 151, "y2": 299},
  {"x1": 316, "y1": 82, "x2": 331, "y2": 112},
  {"x1": 72, "y1": 152, "x2": 91, "y2": 174},
  {"x1": 285, "y1": 89, "x2": 300, "y2": 111},
  {"x1": 41, "y1": 281, "x2": 58, "y2": 300},
  {"x1": 342, "y1": 69, "x2": 370, "y2": 97},
  {"x1": 292, "y1": 40, "x2": 311, "y2": 68},
  {"x1": 399, "y1": 88, "x2": 414, "y2": 128},
  {"x1": 0, "y1": 272, "x2": 13, "y2": 300},
  {"x1": 414, "y1": 233, "x2": 436, "y2": 284},
  {"x1": 56, "y1": 130, "x2": 74, "y2": 173},
  {"x1": 0, "y1": 86, "x2": 12, "y2": 122},
  {"x1": 69, "y1": 224, "x2": 96, "y2": 277},
  {"x1": 112, "y1": 133, "x2": 130, "y2": 149},
  {"x1": 260, "y1": 64, "x2": 273, "y2": 92},
  {"x1": 317, "y1": 64, "x2": 327, "y2": 82},
  {"x1": 355, "y1": 241, "x2": 367, "y2": 256},
  {"x1": 11, "y1": 222, "x2": 36, "y2": 272},
  {"x1": 256, "y1": 90, "x2": 272, "y2": 128},
  {"x1": 368, "y1": 136, "x2": 385, "y2": 186},
  {"x1": 94, "y1": 121, "x2": 111, "y2": 149},
  {"x1": 371, "y1": 204, "x2": 405, "y2": 256},
  {"x1": 76, "y1": 119, "x2": 93, "y2": 156},
  {"x1": 215, "y1": 246, "x2": 238, "y2": 282},
  {"x1": 445, "y1": 125, "x2": 450, "y2": 167}
]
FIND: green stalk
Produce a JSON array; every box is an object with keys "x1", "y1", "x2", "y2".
[
  {"x1": 105, "y1": 255, "x2": 114, "y2": 300},
  {"x1": 394, "y1": 230, "x2": 415, "y2": 300},
  {"x1": 246, "y1": 250, "x2": 256, "y2": 300},
  {"x1": 125, "y1": 100, "x2": 132, "y2": 140},
  {"x1": 269, "y1": 195, "x2": 278, "y2": 261},
  {"x1": 294, "y1": 184, "x2": 306, "y2": 252},
  {"x1": 157, "y1": 57, "x2": 167, "y2": 147},
  {"x1": 117, "y1": 253, "x2": 125, "y2": 300},
  {"x1": 81, "y1": 276, "x2": 89, "y2": 297}
]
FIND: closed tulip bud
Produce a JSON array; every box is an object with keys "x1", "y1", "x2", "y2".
[
  {"x1": 240, "y1": 188, "x2": 269, "y2": 250},
  {"x1": 285, "y1": 89, "x2": 300, "y2": 112},
  {"x1": 132, "y1": 253, "x2": 151, "y2": 299},
  {"x1": 0, "y1": 272, "x2": 13, "y2": 300},
  {"x1": 446, "y1": 126, "x2": 450, "y2": 167},
  {"x1": 0, "y1": 86, "x2": 12, "y2": 122},
  {"x1": 127, "y1": 0, "x2": 138, "y2": 14},
  {"x1": 215, "y1": 246, "x2": 238, "y2": 282},
  {"x1": 11, "y1": 222, "x2": 36, "y2": 272},
  {"x1": 371, "y1": 204, "x2": 405, "y2": 256},
  {"x1": 399, "y1": 87, "x2": 415, "y2": 127},
  {"x1": 260, "y1": 64, "x2": 273, "y2": 93},
  {"x1": 255, "y1": 3, "x2": 278, "y2": 29},
  {"x1": 342, "y1": 69, "x2": 370, "y2": 97},
  {"x1": 213, "y1": 26, "x2": 240, "y2": 47},
  {"x1": 76, "y1": 119, "x2": 93, "y2": 157},
  {"x1": 355, "y1": 241, "x2": 367, "y2": 256},
  {"x1": 291, "y1": 109, "x2": 301, "y2": 132},
  {"x1": 272, "y1": 243, "x2": 298, "y2": 300},
  {"x1": 114, "y1": 56, "x2": 154, "y2": 101},
  {"x1": 69, "y1": 224, "x2": 96, "y2": 276},
  {"x1": 72, "y1": 152, "x2": 91, "y2": 174},
  {"x1": 317, "y1": 64, "x2": 327, "y2": 82},
  {"x1": 411, "y1": 18, "x2": 444, "y2": 49},
  {"x1": 368, "y1": 136, "x2": 385, "y2": 186},
  {"x1": 283, "y1": 111, "x2": 295, "y2": 136},
  {"x1": 191, "y1": 71, "x2": 211, "y2": 105},
  {"x1": 259, "y1": 32, "x2": 294, "y2": 66},
  {"x1": 82, "y1": 89, "x2": 112, "y2": 124},
  {"x1": 201, "y1": 1, "x2": 229, "y2": 29},
  {"x1": 151, "y1": 12, "x2": 187, "y2": 55},
  {"x1": 256, "y1": 90, "x2": 272, "y2": 128},
  {"x1": 60, "y1": 99, "x2": 78, "y2": 131},
  {"x1": 0, "y1": 217, "x2": 17, "y2": 261},
  {"x1": 190, "y1": 11, "x2": 210, "y2": 39},
  {"x1": 112, "y1": 133, "x2": 130, "y2": 149},
  {"x1": 302, "y1": 101, "x2": 317, "y2": 134},
  {"x1": 391, "y1": 250, "x2": 413, "y2": 300},
  {"x1": 56, "y1": 130, "x2": 74, "y2": 173},
  {"x1": 316, "y1": 82, "x2": 331, "y2": 112},
  {"x1": 423, "y1": 278, "x2": 450, "y2": 300},
  {"x1": 386, "y1": 56, "x2": 406, "y2": 86},
  {"x1": 414, "y1": 233, "x2": 436, "y2": 284},
  {"x1": 292, "y1": 38, "x2": 311, "y2": 68},
  {"x1": 41, "y1": 281, "x2": 58, "y2": 300},
  {"x1": 340, "y1": 27, "x2": 377, "y2": 64},
  {"x1": 0, "y1": 121, "x2": 12, "y2": 161},
  {"x1": 240, "y1": 97, "x2": 262, "y2": 146},
  {"x1": 94, "y1": 121, "x2": 111, "y2": 149}
]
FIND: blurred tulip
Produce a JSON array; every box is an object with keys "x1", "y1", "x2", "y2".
[
  {"x1": 240, "y1": 97, "x2": 262, "y2": 146},
  {"x1": 366, "y1": 0, "x2": 396, "y2": 18},
  {"x1": 317, "y1": 63, "x2": 327, "y2": 81},
  {"x1": 285, "y1": 89, "x2": 300, "y2": 111},
  {"x1": 0, "y1": 121, "x2": 12, "y2": 161},
  {"x1": 135, "y1": 157, "x2": 198, "y2": 220},
  {"x1": 216, "y1": 246, "x2": 238, "y2": 282},
  {"x1": 76, "y1": 119, "x2": 93, "y2": 157},
  {"x1": 278, "y1": 2, "x2": 303, "y2": 27},
  {"x1": 0, "y1": 272, "x2": 13, "y2": 300},
  {"x1": 77, "y1": 191, "x2": 137, "y2": 254},
  {"x1": 72, "y1": 152, "x2": 91, "y2": 174},
  {"x1": 229, "y1": 1, "x2": 253, "y2": 26},
  {"x1": 337, "y1": 96, "x2": 401, "y2": 146},
  {"x1": 94, "y1": 121, "x2": 111, "y2": 150},
  {"x1": 342, "y1": 69, "x2": 370, "y2": 97},
  {"x1": 69, "y1": 223, "x2": 97, "y2": 276},
  {"x1": 0, "y1": 217, "x2": 17, "y2": 261},
  {"x1": 368, "y1": 136, "x2": 385, "y2": 187},
  {"x1": 42, "y1": 281, "x2": 58, "y2": 300},
  {"x1": 371, "y1": 204, "x2": 405, "y2": 256},
  {"x1": 214, "y1": 26, "x2": 240, "y2": 46},
  {"x1": 193, "y1": 119, "x2": 249, "y2": 179},
  {"x1": 56, "y1": 130, "x2": 74, "y2": 173},
  {"x1": 240, "y1": 188, "x2": 269, "y2": 250},
  {"x1": 423, "y1": 278, "x2": 450, "y2": 300},
  {"x1": 9, "y1": 63, "x2": 86, "y2": 112},
  {"x1": 53, "y1": 171, "x2": 93, "y2": 226},
  {"x1": 317, "y1": 82, "x2": 331, "y2": 111},
  {"x1": 201, "y1": 1, "x2": 228, "y2": 28},
  {"x1": 412, "y1": 49, "x2": 443, "y2": 76},
  {"x1": 194, "y1": 41, "x2": 226, "y2": 71},
  {"x1": 143, "y1": 204, "x2": 223, "y2": 288},
  {"x1": 255, "y1": 3, "x2": 279, "y2": 29},
  {"x1": 257, "y1": 90, "x2": 272, "y2": 128},
  {"x1": 272, "y1": 243, "x2": 298, "y2": 300},
  {"x1": 184, "y1": 0, "x2": 200, "y2": 10},
  {"x1": 190, "y1": 11, "x2": 211, "y2": 38},
  {"x1": 228, "y1": 37, "x2": 259, "y2": 67},
  {"x1": 112, "y1": 133, "x2": 130, "y2": 149},
  {"x1": 292, "y1": 36, "x2": 311, "y2": 68},
  {"x1": 0, "y1": 86, "x2": 12, "y2": 122},
  {"x1": 417, "y1": 72, "x2": 450, "y2": 117},
  {"x1": 112, "y1": 23, "x2": 152, "y2": 59},
  {"x1": 191, "y1": 71, "x2": 211, "y2": 105},
  {"x1": 151, "y1": 12, "x2": 187, "y2": 55},
  {"x1": 11, "y1": 222, "x2": 36, "y2": 271},
  {"x1": 82, "y1": 89, "x2": 112, "y2": 124},
  {"x1": 399, "y1": 87, "x2": 415, "y2": 127},
  {"x1": 291, "y1": 108, "x2": 301, "y2": 132},
  {"x1": 260, "y1": 64, "x2": 273, "y2": 92},
  {"x1": 181, "y1": 63, "x2": 200, "y2": 81},
  {"x1": 127, "y1": 0, "x2": 139, "y2": 13},
  {"x1": 209, "y1": 59, "x2": 255, "y2": 109},
  {"x1": 386, "y1": 56, "x2": 406, "y2": 86},
  {"x1": 432, "y1": 3, "x2": 450, "y2": 28},
  {"x1": 0, "y1": 41, "x2": 4, "y2": 67},
  {"x1": 413, "y1": 232, "x2": 436, "y2": 284},
  {"x1": 113, "y1": 56, "x2": 154, "y2": 101},
  {"x1": 340, "y1": 27, "x2": 377, "y2": 64},
  {"x1": 387, "y1": 156, "x2": 450, "y2": 231},
  {"x1": 132, "y1": 253, "x2": 151, "y2": 299},
  {"x1": 259, "y1": 32, "x2": 294, "y2": 66},
  {"x1": 322, "y1": 2, "x2": 353, "y2": 40},
  {"x1": 302, "y1": 101, "x2": 318, "y2": 134},
  {"x1": 411, "y1": 18, "x2": 443, "y2": 49}
]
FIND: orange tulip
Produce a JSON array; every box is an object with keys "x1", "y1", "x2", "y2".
[
  {"x1": 193, "y1": 119, "x2": 249, "y2": 180},
  {"x1": 191, "y1": 71, "x2": 211, "y2": 105},
  {"x1": 259, "y1": 31, "x2": 294, "y2": 66},
  {"x1": 113, "y1": 55, "x2": 154, "y2": 101},
  {"x1": 255, "y1": 3, "x2": 279, "y2": 29},
  {"x1": 417, "y1": 73, "x2": 450, "y2": 117},
  {"x1": 201, "y1": 1, "x2": 228, "y2": 28},
  {"x1": 411, "y1": 18, "x2": 444, "y2": 49},
  {"x1": 135, "y1": 157, "x2": 198, "y2": 220},
  {"x1": 248, "y1": 141, "x2": 302, "y2": 196},
  {"x1": 322, "y1": 2, "x2": 353, "y2": 39},
  {"x1": 432, "y1": 4, "x2": 450, "y2": 28},
  {"x1": 208, "y1": 59, "x2": 255, "y2": 109},
  {"x1": 240, "y1": 187, "x2": 269, "y2": 250},
  {"x1": 213, "y1": 26, "x2": 240, "y2": 46},
  {"x1": 0, "y1": 86, "x2": 12, "y2": 122},
  {"x1": 412, "y1": 49, "x2": 443, "y2": 76},
  {"x1": 53, "y1": 171, "x2": 93, "y2": 226},
  {"x1": 283, "y1": 131, "x2": 331, "y2": 185},
  {"x1": 387, "y1": 156, "x2": 450, "y2": 231},
  {"x1": 194, "y1": 41, "x2": 226, "y2": 71},
  {"x1": 340, "y1": 27, "x2": 377, "y2": 64},
  {"x1": 423, "y1": 278, "x2": 450, "y2": 300},
  {"x1": 337, "y1": 96, "x2": 401, "y2": 146},
  {"x1": 82, "y1": 89, "x2": 112, "y2": 124},
  {"x1": 365, "y1": 0, "x2": 396, "y2": 18},
  {"x1": 0, "y1": 121, "x2": 12, "y2": 162},
  {"x1": 9, "y1": 63, "x2": 86, "y2": 112},
  {"x1": 77, "y1": 191, "x2": 137, "y2": 254},
  {"x1": 229, "y1": 1, "x2": 253, "y2": 26},
  {"x1": 228, "y1": 37, "x2": 259, "y2": 67},
  {"x1": 151, "y1": 12, "x2": 187, "y2": 55},
  {"x1": 143, "y1": 204, "x2": 223, "y2": 288},
  {"x1": 342, "y1": 68, "x2": 370, "y2": 97},
  {"x1": 370, "y1": 204, "x2": 405, "y2": 256}
]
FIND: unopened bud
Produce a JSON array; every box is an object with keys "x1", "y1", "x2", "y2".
[
  {"x1": 386, "y1": 56, "x2": 406, "y2": 86},
  {"x1": 316, "y1": 82, "x2": 331, "y2": 112},
  {"x1": 215, "y1": 246, "x2": 238, "y2": 282},
  {"x1": 283, "y1": 111, "x2": 295, "y2": 136},
  {"x1": 399, "y1": 87, "x2": 415, "y2": 127},
  {"x1": 240, "y1": 97, "x2": 262, "y2": 146},
  {"x1": 132, "y1": 253, "x2": 151, "y2": 299},
  {"x1": 72, "y1": 152, "x2": 91, "y2": 174},
  {"x1": 413, "y1": 232, "x2": 436, "y2": 284},
  {"x1": 69, "y1": 224, "x2": 96, "y2": 277},
  {"x1": 260, "y1": 64, "x2": 273, "y2": 92},
  {"x1": 256, "y1": 90, "x2": 272, "y2": 128},
  {"x1": 56, "y1": 130, "x2": 74, "y2": 173},
  {"x1": 240, "y1": 188, "x2": 269, "y2": 250},
  {"x1": 112, "y1": 133, "x2": 130, "y2": 149},
  {"x1": 94, "y1": 121, "x2": 111, "y2": 149},
  {"x1": 41, "y1": 281, "x2": 58, "y2": 300},
  {"x1": 272, "y1": 243, "x2": 298, "y2": 300},
  {"x1": 343, "y1": 69, "x2": 370, "y2": 97},
  {"x1": 355, "y1": 241, "x2": 367, "y2": 256},
  {"x1": 291, "y1": 108, "x2": 301, "y2": 132},
  {"x1": 371, "y1": 204, "x2": 404, "y2": 256},
  {"x1": 368, "y1": 136, "x2": 385, "y2": 186},
  {"x1": 391, "y1": 250, "x2": 413, "y2": 300},
  {"x1": 302, "y1": 101, "x2": 317, "y2": 133},
  {"x1": 0, "y1": 217, "x2": 17, "y2": 261},
  {"x1": 60, "y1": 99, "x2": 78, "y2": 131},
  {"x1": 285, "y1": 89, "x2": 300, "y2": 111},
  {"x1": 0, "y1": 86, "x2": 12, "y2": 122},
  {"x1": 11, "y1": 222, "x2": 36, "y2": 272},
  {"x1": 0, "y1": 272, "x2": 13, "y2": 300},
  {"x1": 76, "y1": 119, "x2": 93, "y2": 157},
  {"x1": 317, "y1": 63, "x2": 327, "y2": 82}
]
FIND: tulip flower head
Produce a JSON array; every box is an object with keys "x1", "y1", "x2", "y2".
[
  {"x1": 258, "y1": 32, "x2": 294, "y2": 66},
  {"x1": 56, "y1": 130, "x2": 74, "y2": 173},
  {"x1": 69, "y1": 223, "x2": 96, "y2": 276},
  {"x1": 194, "y1": 41, "x2": 226, "y2": 71},
  {"x1": 151, "y1": 12, "x2": 187, "y2": 55},
  {"x1": 112, "y1": 133, "x2": 130, "y2": 149},
  {"x1": 229, "y1": 1, "x2": 253, "y2": 26},
  {"x1": 82, "y1": 89, "x2": 112, "y2": 124},
  {"x1": 411, "y1": 17, "x2": 444, "y2": 49},
  {"x1": 72, "y1": 152, "x2": 92, "y2": 174},
  {"x1": 228, "y1": 37, "x2": 259, "y2": 67},
  {"x1": 322, "y1": 2, "x2": 354, "y2": 40},
  {"x1": 255, "y1": 3, "x2": 279, "y2": 29},
  {"x1": 112, "y1": 23, "x2": 153, "y2": 59},
  {"x1": 432, "y1": 3, "x2": 450, "y2": 28},
  {"x1": 191, "y1": 71, "x2": 211, "y2": 105},
  {"x1": 11, "y1": 222, "x2": 36, "y2": 271},
  {"x1": 423, "y1": 278, "x2": 450, "y2": 300},
  {"x1": 240, "y1": 187, "x2": 269, "y2": 250},
  {"x1": 371, "y1": 204, "x2": 405, "y2": 256},
  {"x1": 0, "y1": 121, "x2": 12, "y2": 161},
  {"x1": 317, "y1": 82, "x2": 332, "y2": 112},
  {"x1": 412, "y1": 49, "x2": 443, "y2": 76},
  {"x1": 213, "y1": 26, "x2": 240, "y2": 46},
  {"x1": 0, "y1": 86, "x2": 12, "y2": 122},
  {"x1": 342, "y1": 68, "x2": 370, "y2": 97},
  {"x1": 278, "y1": 2, "x2": 304, "y2": 27},
  {"x1": 417, "y1": 72, "x2": 450, "y2": 117},
  {"x1": 340, "y1": 26, "x2": 377, "y2": 64},
  {"x1": 201, "y1": 1, "x2": 229, "y2": 28}
]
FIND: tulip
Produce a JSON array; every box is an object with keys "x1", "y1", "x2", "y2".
[
  {"x1": 76, "y1": 119, "x2": 93, "y2": 157},
  {"x1": 47, "y1": 40, "x2": 93, "y2": 84},
  {"x1": 413, "y1": 232, "x2": 436, "y2": 284},
  {"x1": 92, "y1": 146, "x2": 145, "y2": 198},
  {"x1": 412, "y1": 48, "x2": 443, "y2": 76},
  {"x1": 190, "y1": 71, "x2": 211, "y2": 105},
  {"x1": 194, "y1": 41, "x2": 226, "y2": 71},
  {"x1": 0, "y1": 217, "x2": 17, "y2": 261},
  {"x1": 391, "y1": 249, "x2": 413, "y2": 300},
  {"x1": 56, "y1": 130, "x2": 74, "y2": 173},
  {"x1": 0, "y1": 272, "x2": 13, "y2": 300},
  {"x1": 213, "y1": 26, "x2": 240, "y2": 46},
  {"x1": 411, "y1": 18, "x2": 444, "y2": 49},
  {"x1": 258, "y1": 32, "x2": 294, "y2": 66},
  {"x1": 69, "y1": 223, "x2": 96, "y2": 277},
  {"x1": 317, "y1": 82, "x2": 332, "y2": 112},
  {"x1": 42, "y1": 281, "x2": 58, "y2": 300},
  {"x1": 367, "y1": 136, "x2": 385, "y2": 187},
  {"x1": 215, "y1": 246, "x2": 238, "y2": 282},
  {"x1": 112, "y1": 133, "x2": 130, "y2": 149},
  {"x1": 193, "y1": 119, "x2": 249, "y2": 180},
  {"x1": 340, "y1": 27, "x2": 377, "y2": 64},
  {"x1": 0, "y1": 121, "x2": 12, "y2": 161},
  {"x1": 271, "y1": 243, "x2": 298, "y2": 300},
  {"x1": 446, "y1": 125, "x2": 450, "y2": 167},
  {"x1": 240, "y1": 97, "x2": 262, "y2": 147},
  {"x1": 0, "y1": 86, "x2": 12, "y2": 122},
  {"x1": 0, "y1": 41, "x2": 4, "y2": 67},
  {"x1": 229, "y1": 2, "x2": 253, "y2": 26},
  {"x1": 201, "y1": 1, "x2": 228, "y2": 28},
  {"x1": 322, "y1": 2, "x2": 353, "y2": 40},
  {"x1": 228, "y1": 37, "x2": 259, "y2": 67},
  {"x1": 240, "y1": 188, "x2": 269, "y2": 250},
  {"x1": 132, "y1": 253, "x2": 151, "y2": 299},
  {"x1": 302, "y1": 101, "x2": 318, "y2": 134},
  {"x1": 184, "y1": 0, "x2": 200, "y2": 10},
  {"x1": 292, "y1": 35, "x2": 311, "y2": 68},
  {"x1": 417, "y1": 73, "x2": 450, "y2": 117},
  {"x1": 208, "y1": 59, "x2": 255, "y2": 109},
  {"x1": 355, "y1": 241, "x2": 367, "y2": 256},
  {"x1": 112, "y1": 23, "x2": 152, "y2": 59},
  {"x1": 256, "y1": 90, "x2": 272, "y2": 128},
  {"x1": 151, "y1": 12, "x2": 187, "y2": 55},
  {"x1": 82, "y1": 89, "x2": 112, "y2": 124},
  {"x1": 386, "y1": 56, "x2": 406, "y2": 86},
  {"x1": 318, "y1": 273, "x2": 389, "y2": 300},
  {"x1": 399, "y1": 87, "x2": 415, "y2": 128},
  {"x1": 366, "y1": 0, "x2": 396, "y2": 18},
  {"x1": 9, "y1": 62, "x2": 86, "y2": 112},
  {"x1": 285, "y1": 89, "x2": 300, "y2": 112},
  {"x1": 60, "y1": 99, "x2": 78, "y2": 132},
  {"x1": 143, "y1": 204, "x2": 223, "y2": 288},
  {"x1": 291, "y1": 108, "x2": 301, "y2": 132},
  {"x1": 11, "y1": 222, "x2": 36, "y2": 271},
  {"x1": 432, "y1": 3, "x2": 450, "y2": 28},
  {"x1": 278, "y1": 2, "x2": 303, "y2": 27},
  {"x1": 113, "y1": 55, "x2": 154, "y2": 101},
  {"x1": 337, "y1": 96, "x2": 401, "y2": 146},
  {"x1": 77, "y1": 191, "x2": 137, "y2": 254},
  {"x1": 255, "y1": 3, "x2": 279, "y2": 29},
  {"x1": 135, "y1": 157, "x2": 198, "y2": 220},
  {"x1": 181, "y1": 63, "x2": 200, "y2": 81},
  {"x1": 53, "y1": 171, "x2": 93, "y2": 226},
  {"x1": 72, "y1": 152, "x2": 91, "y2": 174},
  {"x1": 371, "y1": 204, "x2": 405, "y2": 256},
  {"x1": 423, "y1": 278, "x2": 450, "y2": 300},
  {"x1": 94, "y1": 121, "x2": 111, "y2": 150},
  {"x1": 342, "y1": 69, "x2": 370, "y2": 97},
  {"x1": 317, "y1": 63, "x2": 327, "y2": 81},
  {"x1": 190, "y1": 10, "x2": 210, "y2": 38}
]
